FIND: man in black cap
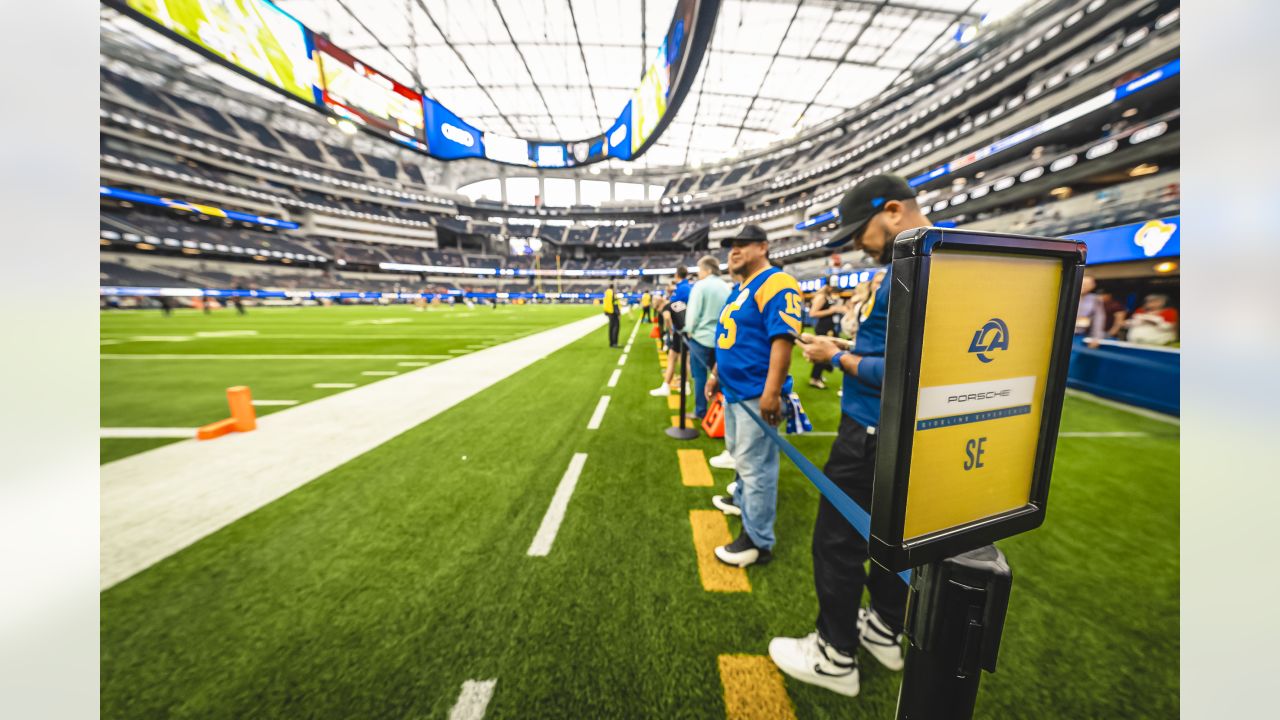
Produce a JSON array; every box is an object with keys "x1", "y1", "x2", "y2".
[
  {"x1": 769, "y1": 174, "x2": 928, "y2": 697},
  {"x1": 704, "y1": 223, "x2": 804, "y2": 568}
]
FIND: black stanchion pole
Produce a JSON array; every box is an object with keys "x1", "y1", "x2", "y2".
[
  {"x1": 896, "y1": 545, "x2": 1012, "y2": 720},
  {"x1": 665, "y1": 340, "x2": 698, "y2": 440}
]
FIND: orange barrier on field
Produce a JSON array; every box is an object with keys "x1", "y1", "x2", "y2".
[
  {"x1": 197, "y1": 386, "x2": 258, "y2": 440},
  {"x1": 702, "y1": 393, "x2": 726, "y2": 438}
]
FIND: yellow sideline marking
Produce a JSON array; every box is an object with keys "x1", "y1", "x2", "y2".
[
  {"x1": 677, "y1": 449, "x2": 713, "y2": 487},
  {"x1": 667, "y1": 394, "x2": 681, "y2": 410},
  {"x1": 670, "y1": 415, "x2": 696, "y2": 430},
  {"x1": 717, "y1": 655, "x2": 796, "y2": 720},
  {"x1": 689, "y1": 511, "x2": 750, "y2": 593}
]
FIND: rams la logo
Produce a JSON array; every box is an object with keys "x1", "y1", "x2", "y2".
[
  {"x1": 1134, "y1": 219, "x2": 1176, "y2": 257},
  {"x1": 968, "y1": 318, "x2": 1009, "y2": 363}
]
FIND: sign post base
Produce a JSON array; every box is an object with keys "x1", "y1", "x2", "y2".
[{"x1": 896, "y1": 545, "x2": 1012, "y2": 720}]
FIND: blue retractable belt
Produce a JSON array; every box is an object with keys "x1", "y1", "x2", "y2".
[{"x1": 682, "y1": 332, "x2": 911, "y2": 584}]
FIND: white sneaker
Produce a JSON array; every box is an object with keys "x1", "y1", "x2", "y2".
[
  {"x1": 709, "y1": 450, "x2": 736, "y2": 470},
  {"x1": 726, "y1": 480, "x2": 739, "y2": 496},
  {"x1": 769, "y1": 632, "x2": 859, "y2": 697},
  {"x1": 649, "y1": 383, "x2": 671, "y2": 397},
  {"x1": 858, "y1": 607, "x2": 905, "y2": 671},
  {"x1": 714, "y1": 530, "x2": 772, "y2": 567},
  {"x1": 711, "y1": 494, "x2": 741, "y2": 517}
]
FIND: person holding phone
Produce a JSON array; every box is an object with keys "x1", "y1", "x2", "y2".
[{"x1": 769, "y1": 174, "x2": 927, "y2": 697}]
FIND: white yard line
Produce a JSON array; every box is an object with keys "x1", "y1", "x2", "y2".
[
  {"x1": 1059, "y1": 431, "x2": 1151, "y2": 438},
  {"x1": 313, "y1": 383, "x2": 356, "y2": 389},
  {"x1": 195, "y1": 330, "x2": 258, "y2": 337},
  {"x1": 100, "y1": 314, "x2": 606, "y2": 590},
  {"x1": 130, "y1": 336, "x2": 192, "y2": 342},
  {"x1": 100, "y1": 427, "x2": 194, "y2": 439},
  {"x1": 448, "y1": 680, "x2": 497, "y2": 720},
  {"x1": 617, "y1": 354, "x2": 628, "y2": 366},
  {"x1": 397, "y1": 361, "x2": 432, "y2": 367},
  {"x1": 1065, "y1": 388, "x2": 1180, "y2": 426},
  {"x1": 361, "y1": 370, "x2": 398, "y2": 376},
  {"x1": 251, "y1": 400, "x2": 299, "y2": 407},
  {"x1": 101, "y1": 354, "x2": 451, "y2": 360},
  {"x1": 527, "y1": 453, "x2": 589, "y2": 557},
  {"x1": 586, "y1": 396, "x2": 611, "y2": 430},
  {"x1": 607, "y1": 369, "x2": 621, "y2": 388}
]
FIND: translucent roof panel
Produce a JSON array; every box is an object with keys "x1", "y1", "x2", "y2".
[{"x1": 236, "y1": 1, "x2": 1032, "y2": 166}]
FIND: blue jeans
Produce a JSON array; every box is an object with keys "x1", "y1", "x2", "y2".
[
  {"x1": 687, "y1": 339, "x2": 714, "y2": 418},
  {"x1": 723, "y1": 397, "x2": 779, "y2": 550}
]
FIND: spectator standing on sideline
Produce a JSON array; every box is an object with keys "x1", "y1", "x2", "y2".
[
  {"x1": 1126, "y1": 293, "x2": 1178, "y2": 345},
  {"x1": 704, "y1": 224, "x2": 803, "y2": 568},
  {"x1": 640, "y1": 290, "x2": 652, "y2": 323},
  {"x1": 683, "y1": 255, "x2": 732, "y2": 420},
  {"x1": 651, "y1": 269, "x2": 693, "y2": 396},
  {"x1": 807, "y1": 284, "x2": 842, "y2": 389},
  {"x1": 603, "y1": 283, "x2": 620, "y2": 348},
  {"x1": 1075, "y1": 275, "x2": 1105, "y2": 348},
  {"x1": 770, "y1": 174, "x2": 925, "y2": 697}
]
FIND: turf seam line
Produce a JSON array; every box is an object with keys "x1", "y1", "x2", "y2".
[
  {"x1": 448, "y1": 679, "x2": 497, "y2": 720},
  {"x1": 527, "y1": 453, "x2": 589, "y2": 557},
  {"x1": 587, "y1": 396, "x2": 611, "y2": 430}
]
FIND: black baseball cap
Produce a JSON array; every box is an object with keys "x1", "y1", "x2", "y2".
[
  {"x1": 719, "y1": 223, "x2": 768, "y2": 248},
  {"x1": 826, "y1": 174, "x2": 916, "y2": 249}
]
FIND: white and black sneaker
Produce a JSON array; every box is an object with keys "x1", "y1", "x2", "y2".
[
  {"x1": 726, "y1": 480, "x2": 740, "y2": 497},
  {"x1": 711, "y1": 494, "x2": 741, "y2": 517},
  {"x1": 858, "y1": 607, "x2": 905, "y2": 671},
  {"x1": 709, "y1": 450, "x2": 736, "y2": 470},
  {"x1": 714, "y1": 530, "x2": 772, "y2": 567},
  {"x1": 649, "y1": 382, "x2": 671, "y2": 397},
  {"x1": 769, "y1": 632, "x2": 859, "y2": 697}
]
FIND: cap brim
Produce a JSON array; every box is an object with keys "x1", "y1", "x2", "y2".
[
  {"x1": 719, "y1": 235, "x2": 767, "y2": 248},
  {"x1": 825, "y1": 221, "x2": 864, "y2": 249}
]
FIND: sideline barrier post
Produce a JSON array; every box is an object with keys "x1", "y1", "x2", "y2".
[
  {"x1": 665, "y1": 340, "x2": 698, "y2": 440},
  {"x1": 871, "y1": 228, "x2": 1085, "y2": 720},
  {"x1": 895, "y1": 545, "x2": 1011, "y2": 719}
]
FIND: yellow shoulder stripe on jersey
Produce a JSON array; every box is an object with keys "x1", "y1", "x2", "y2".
[
  {"x1": 754, "y1": 272, "x2": 801, "y2": 311},
  {"x1": 777, "y1": 311, "x2": 802, "y2": 333}
]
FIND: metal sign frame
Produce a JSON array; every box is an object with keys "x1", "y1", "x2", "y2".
[{"x1": 871, "y1": 227, "x2": 1086, "y2": 572}]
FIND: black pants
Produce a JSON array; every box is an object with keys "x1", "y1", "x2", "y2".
[
  {"x1": 814, "y1": 413, "x2": 908, "y2": 655},
  {"x1": 642, "y1": 306, "x2": 651, "y2": 322},
  {"x1": 607, "y1": 312, "x2": 620, "y2": 346}
]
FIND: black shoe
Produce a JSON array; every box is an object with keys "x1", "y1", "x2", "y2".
[{"x1": 714, "y1": 530, "x2": 773, "y2": 567}]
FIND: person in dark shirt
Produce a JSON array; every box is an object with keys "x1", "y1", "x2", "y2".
[{"x1": 769, "y1": 174, "x2": 927, "y2": 697}]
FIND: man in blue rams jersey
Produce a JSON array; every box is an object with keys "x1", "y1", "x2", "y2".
[
  {"x1": 769, "y1": 174, "x2": 928, "y2": 697},
  {"x1": 704, "y1": 224, "x2": 804, "y2": 568},
  {"x1": 651, "y1": 267, "x2": 694, "y2": 396}
]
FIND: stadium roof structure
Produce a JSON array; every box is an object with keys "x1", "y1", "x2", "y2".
[{"x1": 268, "y1": 0, "x2": 1036, "y2": 168}]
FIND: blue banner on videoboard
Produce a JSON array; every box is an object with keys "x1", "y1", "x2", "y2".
[
  {"x1": 423, "y1": 98, "x2": 484, "y2": 160},
  {"x1": 1068, "y1": 215, "x2": 1180, "y2": 265}
]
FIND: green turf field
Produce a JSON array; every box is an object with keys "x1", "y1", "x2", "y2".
[
  {"x1": 100, "y1": 309, "x2": 1178, "y2": 718},
  {"x1": 100, "y1": 303, "x2": 596, "y2": 462}
]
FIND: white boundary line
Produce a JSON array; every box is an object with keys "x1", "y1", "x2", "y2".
[
  {"x1": 448, "y1": 679, "x2": 497, "y2": 720},
  {"x1": 101, "y1": 315, "x2": 607, "y2": 590},
  {"x1": 100, "y1": 427, "x2": 193, "y2": 439},
  {"x1": 586, "y1": 396, "x2": 611, "y2": 430},
  {"x1": 1065, "y1": 388, "x2": 1180, "y2": 426},
  {"x1": 607, "y1": 369, "x2": 621, "y2": 388},
  {"x1": 251, "y1": 400, "x2": 299, "y2": 407},
  {"x1": 527, "y1": 453, "x2": 588, "y2": 557},
  {"x1": 617, "y1": 354, "x2": 628, "y2": 366}
]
